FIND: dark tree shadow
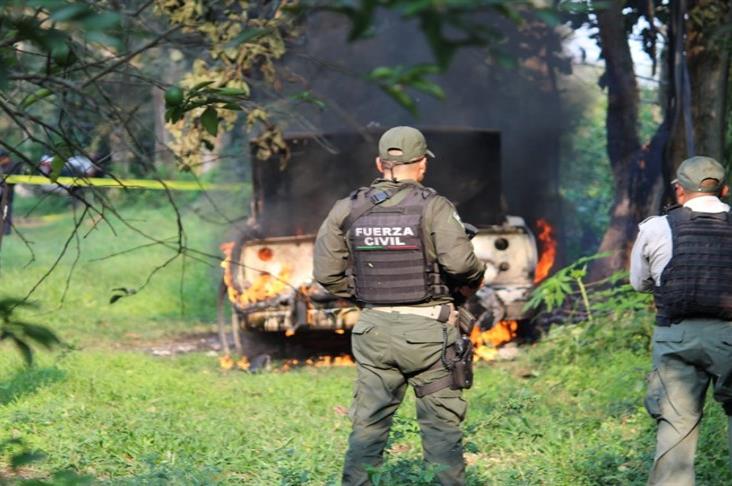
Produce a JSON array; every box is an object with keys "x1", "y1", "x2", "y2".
[{"x1": 0, "y1": 366, "x2": 66, "y2": 405}]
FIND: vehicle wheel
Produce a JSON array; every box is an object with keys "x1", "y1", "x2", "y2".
[{"x1": 237, "y1": 317, "x2": 288, "y2": 360}]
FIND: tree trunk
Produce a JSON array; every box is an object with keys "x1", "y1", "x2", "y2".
[
  {"x1": 590, "y1": 1, "x2": 663, "y2": 279},
  {"x1": 589, "y1": 0, "x2": 731, "y2": 280},
  {"x1": 687, "y1": 0, "x2": 731, "y2": 160}
]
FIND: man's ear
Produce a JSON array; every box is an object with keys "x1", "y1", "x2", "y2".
[
  {"x1": 674, "y1": 184, "x2": 687, "y2": 203},
  {"x1": 721, "y1": 184, "x2": 730, "y2": 198},
  {"x1": 375, "y1": 157, "x2": 384, "y2": 175}
]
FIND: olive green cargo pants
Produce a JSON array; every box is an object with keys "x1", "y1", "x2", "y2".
[
  {"x1": 342, "y1": 308, "x2": 467, "y2": 486},
  {"x1": 645, "y1": 319, "x2": 732, "y2": 486}
]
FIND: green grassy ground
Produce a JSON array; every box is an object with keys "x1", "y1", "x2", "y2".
[{"x1": 0, "y1": 193, "x2": 730, "y2": 485}]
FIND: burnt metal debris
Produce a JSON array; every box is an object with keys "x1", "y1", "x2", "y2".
[{"x1": 219, "y1": 128, "x2": 540, "y2": 360}]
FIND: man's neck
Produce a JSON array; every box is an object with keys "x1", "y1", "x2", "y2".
[{"x1": 682, "y1": 194, "x2": 729, "y2": 213}]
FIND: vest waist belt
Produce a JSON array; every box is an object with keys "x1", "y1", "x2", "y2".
[{"x1": 368, "y1": 303, "x2": 454, "y2": 322}]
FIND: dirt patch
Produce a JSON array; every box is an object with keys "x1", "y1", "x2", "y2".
[
  {"x1": 108, "y1": 331, "x2": 224, "y2": 357},
  {"x1": 146, "y1": 333, "x2": 223, "y2": 357}
]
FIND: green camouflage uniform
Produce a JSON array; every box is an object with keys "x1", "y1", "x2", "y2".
[{"x1": 314, "y1": 178, "x2": 485, "y2": 486}]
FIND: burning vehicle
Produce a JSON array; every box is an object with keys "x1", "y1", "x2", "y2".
[{"x1": 219, "y1": 129, "x2": 555, "y2": 361}]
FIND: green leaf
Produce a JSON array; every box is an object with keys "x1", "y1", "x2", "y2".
[
  {"x1": 80, "y1": 11, "x2": 121, "y2": 31},
  {"x1": 369, "y1": 66, "x2": 397, "y2": 80},
  {"x1": 49, "y1": 155, "x2": 64, "y2": 182},
  {"x1": 227, "y1": 28, "x2": 270, "y2": 47},
  {"x1": 383, "y1": 86, "x2": 416, "y2": 115},
  {"x1": 405, "y1": 63, "x2": 441, "y2": 77},
  {"x1": 290, "y1": 91, "x2": 326, "y2": 109},
  {"x1": 191, "y1": 80, "x2": 215, "y2": 92},
  {"x1": 419, "y1": 13, "x2": 457, "y2": 69},
  {"x1": 216, "y1": 86, "x2": 250, "y2": 97},
  {"x1": 26, "y1": 0, "x2": 69, "y2": 8},
  {"x1": 410, "y1": 79, "x2": 445, "y2": 99},
  {"x1": 345, "y1": 0, "x2": 378, "y2": 40},
  {"x1": 20, "y1": 88, "x2": 53, "y2": 109},
  {"x1": 84, "y1": 31, "x2": 122, "y2": 49},
  {"x1": 534, "y1": 9, "x2": 560, "y2": 27},
  {"x1": 398, "y1": 0, "x2": 433, "y2": 16},
  {"x1": 50, "y1": 4, "x2": 92, "y2": 22},
  {"x1": 165, "y1": 106, "x2": 184, "y2": 123},
  {"x1": 200, "y1": 107, "x2": 219, "y2": 137}
]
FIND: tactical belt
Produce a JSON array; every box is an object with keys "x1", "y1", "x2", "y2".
[{"x1": 367, "y1": 303, "x2": 454, "y2": 323}]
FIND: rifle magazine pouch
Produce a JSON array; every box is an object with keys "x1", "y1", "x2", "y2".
[{"x1": 457, "y1": 307, "x2": 476, "y2": 335}]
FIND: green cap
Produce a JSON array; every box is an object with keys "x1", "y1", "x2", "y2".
[
  {"x1": 675, "y1": 156, "x2": 726, "y2": 193},
  {"x1": 378, "y1": 126, "x2": 435, "y2": 164}
]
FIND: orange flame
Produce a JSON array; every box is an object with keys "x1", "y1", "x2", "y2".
[
  {"x1": 534, "y1": 218, "x2": 556, "y2": 283},
  {"x1": 469, "y1": 320, "x2": 519, "y2": 362},
  {"x1": 220, "y1": 241, "x2": 236, "y2": 289},
  {"x1": 220, "y1": 242, "x2": 292, "y2": 307},
  {"x1": 280, "y1": 354, "x2": 355, "y2": 371},
  {"x1": 238, "y1": 264, "x2": 292, "y2": 305}
]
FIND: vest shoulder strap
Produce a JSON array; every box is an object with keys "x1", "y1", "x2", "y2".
[
  {"x1": 666, "y1": 205, "x2": 691, "y2": 228},
  {"x1": 341, "y1": 183, "x2": 420, "y2": 233}
]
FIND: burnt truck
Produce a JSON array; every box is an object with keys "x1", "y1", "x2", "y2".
[{"x1": 219, "y1": 129, "x2": 540, "y2": 358}]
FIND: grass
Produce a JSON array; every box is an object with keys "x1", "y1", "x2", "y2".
[
  {"x1": 0, "y1": 192, "x2": 730, "y2": 484},
  {"x1": 3, "y1": 188, "x2": 248, "y2": 345}
]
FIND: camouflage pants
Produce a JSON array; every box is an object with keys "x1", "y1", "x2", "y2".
[
  {"x1": 645, "y1": 320, "x2": 732, "y2": 486},
  {"x1": 342, "y1": 308, "x2": 467, "y2": 486}
]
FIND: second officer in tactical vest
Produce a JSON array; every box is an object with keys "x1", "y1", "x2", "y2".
[
  {"x1": 631, "y1": 156, "x2": 732, "y2": 485},
  {"x1": 314, "y1": 126, "x2": 485, "y2": 486}
]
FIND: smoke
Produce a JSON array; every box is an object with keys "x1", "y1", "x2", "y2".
[{"x1": 280, "y1": 9, "x2": 566, "y2": 232}]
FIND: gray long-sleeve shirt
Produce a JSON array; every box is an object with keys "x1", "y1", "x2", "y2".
[{"x1": 630, "y1": 196, "x2": 731, "y2": 292}]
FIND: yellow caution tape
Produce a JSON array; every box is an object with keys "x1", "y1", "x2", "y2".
[{"x1": 3, "y1": 175, "x2": 243, "y2": 191}]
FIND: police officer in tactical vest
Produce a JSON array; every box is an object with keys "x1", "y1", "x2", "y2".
[
  {"x1": 630, "y1": 156, "x2": 732, "y2": 485},
  {"x1": 314, "y1": 126, "x2": 485, "y2": 486}
]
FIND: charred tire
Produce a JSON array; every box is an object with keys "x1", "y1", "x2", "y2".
[
  {"x1": 237, "y1": 318, "x2": 289, "y2": 359},
  {"x1": 515, "y1": 317, "x2": 542, "y2": 344},
  {"x1": 217, "y1": 279, "x2": 232, "y2": 355}
]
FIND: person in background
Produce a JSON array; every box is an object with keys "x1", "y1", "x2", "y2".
[
  {"x1": 0, "y1": 149, "x2": 19, "y2": 235},
  {"x1": 630, "y1": 156, "x2": 732, "y2": 485}
]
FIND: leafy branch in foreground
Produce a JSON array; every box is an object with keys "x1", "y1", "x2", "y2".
[
  {"x1": 0, "y1": 298, "x2": 60, "y2": 366},
  {"x1": 0, "y1": 436, "x2": 94, "y2": 485},
  {"x1": 526, "y1": 253, "x2": 654, "y2": 323}
]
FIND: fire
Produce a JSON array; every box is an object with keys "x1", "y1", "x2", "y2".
[
  {"x1": 469, "y1": 320, "x2": 518, "y2": 362},
  {"x1": 218, "y1": 354, "x2": 250, "y2": 370},
  {"x1": 280, "y1": 354, "x2": 355, "y2": 371},
  {"x1": 534, "y1": 218, "x2": 556, "y2": 283},
  {"x1": 220, "y1": 241, "x2": 236, "y2": 289},
  {"x1": 220, "y1": 242, "x2": 292, "y2": 307}
]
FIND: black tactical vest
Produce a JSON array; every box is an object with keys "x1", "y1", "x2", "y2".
[
  {"x1": 345, "y1": 185, "x2": 449, "y2": 305},
  {"x1": 654, "y1": 206, "x2": 732, "y2": 325}
]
